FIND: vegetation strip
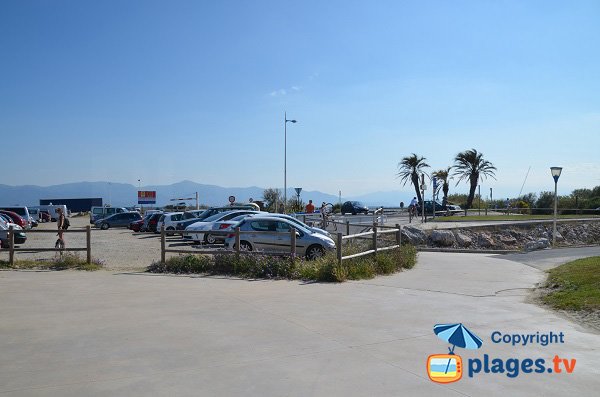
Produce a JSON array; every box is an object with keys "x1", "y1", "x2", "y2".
[
  {"x1": 0, "y1": 253, "x2": 104, "y2": 271},
  {"x1": 148, "y1": 244, "x2": 417, "y2": 282},
  {"x1": 541, "y1": 256, "x2": 600, "y2": 311}
]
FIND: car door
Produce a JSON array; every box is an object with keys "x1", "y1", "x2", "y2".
[{"x1": 247, "y1": 220, "x2": 279, "y2": 252}]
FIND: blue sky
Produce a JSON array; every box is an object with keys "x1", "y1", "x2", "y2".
[{"x1": 2, "y1": 0, "x2": 599, "y2": 200}]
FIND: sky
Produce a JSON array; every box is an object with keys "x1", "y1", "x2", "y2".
[{"x1": 2, "y1": 0, "x2": 599, "y2": 200}]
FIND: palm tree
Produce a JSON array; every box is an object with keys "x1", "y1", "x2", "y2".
[
  {"x1": 453, "y1": 149, "x2": 496, "y2": 209},
  {"x1": 397, "y1": 154, "x2": 430, "y2": 204},
  {"x1": 432, "y1": 167, "x2": 452, "y2": 206}
]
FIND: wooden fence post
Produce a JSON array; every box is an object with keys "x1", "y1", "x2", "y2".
[
  {"x1": 160, "y1": 225, "x2": 166, "y2": 264},
  {"x1": 290, "y1": 227, "x2": 296, "y2": 258},
  {"x1": 235, "y1": 227, "x2": 240, "y2": 254},
  {"x1": 372, "y1": 222, "x2": 377, "y2": 254},
  {"x1": 8, "y1": 226, "x2": 14, "y2": 266},
  {"x1": 336, "y1": 232, "x2": 343, "y2": 265},
  {"x1": 86, "y1": 225, "x2": 91, "y2": 264},
  {"x1": 395, "y1": 223, "x2": 401, "y2": 247},
  {"x1": 346, "y1": 220, "x2": 350, "y2": 235}
]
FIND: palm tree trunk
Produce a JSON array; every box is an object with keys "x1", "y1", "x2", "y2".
[
  {"x1": 466, "y1": 174, "x2": 478, "y2": 209},
  {"x1": 412, "y1": 173, "x2": 422, "y2": 203}
]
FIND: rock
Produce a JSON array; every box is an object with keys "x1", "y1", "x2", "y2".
[
  {"x1": 499, "y1": 235, "x2": 517, "y2": 245},
  {"x1": 431, "y1": 230, "x2": 456, "y2": 247},
  {"x1": 524, "y1": 238, "x2": 551, "y2": 252},
  {"x1": 454, "y1": 232, "x2": 472, "y2": 247},
  {"x1": 401, "y1": 226, "x2": 426, "y2": 245},
  {"x1": 477, "y1": 233, "x2": 494, "y2": 248}
]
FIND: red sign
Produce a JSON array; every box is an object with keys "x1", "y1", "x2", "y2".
[{"x1": 138, "y1": 191, "x2": 156, "y2": 204}]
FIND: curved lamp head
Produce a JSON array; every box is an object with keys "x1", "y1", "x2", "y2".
[
  {"x1": 286, "y1": 119, "x2": 297, "y2": 123},
  {"x1": 550, "y1": 167, "x2": 562, "y2": 183}
]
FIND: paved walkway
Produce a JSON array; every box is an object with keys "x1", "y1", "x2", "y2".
[{"x1": 1, "y1": 248, "x2": 598, "y2": 396}]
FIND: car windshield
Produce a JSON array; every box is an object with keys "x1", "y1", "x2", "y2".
[
  {"x1": 352, "y1": 201, "x2": 364, "y2": 206},
  {"x1": 203, "y1": 211, "x2": 236, "y2": 222}
]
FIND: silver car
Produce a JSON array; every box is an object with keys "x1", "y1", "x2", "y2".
[
  {"x1": 224, "y1": 216, "x2": 335, "y2": 259},
  {"x1": 248, "y1": 213, "x2": 331, "y2": 238},
  {"x1": 185, "y1": 210, "x2": 263, "y2": 243}
]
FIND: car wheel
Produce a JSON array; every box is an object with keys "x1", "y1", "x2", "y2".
[
  {"x1": 100, "y1": 222, "x2": 109, "y2": 230},
  {"x1": 306, "y1": 244, "x2": 325, "y2": 260},
  {"x1": 205, "y1": 234, "x2": 217, "y2": 244},
  {"x1": 239, "y1": 241, "x2": 252, "y2": 251}
]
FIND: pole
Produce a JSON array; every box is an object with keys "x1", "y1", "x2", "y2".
[
  {"x1": 160, "y1": 225, "x2": 166, "y2": 264},
  {"x1": 86, "y1": 225, "x2": 91, "y2": 264},
  {"x1": 553, "y1": 180, "x2": 558, "y2": 247},
  {"x1": 336, "y1": 232, "x2": 343, "y2": 265},
  {"x1": 372, "y1": 222, "x2": 378, "y2": 254},
  {"x1": 284, "y1": 111, "x2": 287, "y2": 213},
  {"x1": 138, "y1": 179, "x2": 142, "y2": 213},
  {"x1": 8, "y1": 226, "x2": 14, "y2": 266},
  {"x1": 478, "y1": 185, "x2": 481, "y2": 216},
  {"x1": 432, "y1": 184, "x2": 436, "y2": 221},
  {"x1": 196, "y1": 192, "x2": 199, "y2": 210},
  {"x1": 290, "y1": 227, "x2": 296, "y2": 258}
]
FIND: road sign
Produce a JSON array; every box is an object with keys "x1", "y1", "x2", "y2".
[
  {"x1": 294, "y1": 187, "x2": 302, "y2": 196},
  {"x1": 138, "y1": 191, "x2": 156, "y2": 204},
  {"x1": 228, "y1": 195, "x2": 236, "y2": 203}
]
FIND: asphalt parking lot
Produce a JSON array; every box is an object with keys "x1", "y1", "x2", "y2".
[{"x1": 1, "y1": 248, "x2": 598, "y2": 396}]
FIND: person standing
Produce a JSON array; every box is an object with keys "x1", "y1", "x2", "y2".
[
  {"x1": 56, "y1": 207, "x2": 65, "y2": 248},
  {"x1": 305, "y1": 200, "x2": 315, "y2": 213}
]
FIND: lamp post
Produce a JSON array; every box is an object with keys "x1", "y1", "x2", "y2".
[
  {"x1": 284, "y1": 112, "x2": 297, "y2": 213},
  {"x1": 550, "y1": 167, "x2": 562, "y2": 247}
]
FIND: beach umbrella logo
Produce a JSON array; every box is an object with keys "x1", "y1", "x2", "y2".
[{"x1": 427, "y1": 323, "x2": 483, "y2": 383}]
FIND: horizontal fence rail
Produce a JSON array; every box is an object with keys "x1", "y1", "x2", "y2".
[{"x1": 4, "y1": 226, "x2": 92, "y2": 265}]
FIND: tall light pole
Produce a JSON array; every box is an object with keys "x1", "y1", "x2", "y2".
[
  {"x1": 284, "y1": 112, "x2": 297, "y2": 213},
  {"x1": 138, "y1": 179, "x2": 142, "y2": 213},
  {"x1": 550, "y1": 167, "x2": 562, "y2": 247}
]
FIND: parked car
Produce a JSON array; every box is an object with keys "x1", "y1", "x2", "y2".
[
  {"x1": 224, "y1": 216, "x2": 335, "y2": 259},
  {"x1": 0, "y1": 210, "x2": 27, "y2": 229},
  {"x1": 156, "y1": 212, "x2": 184, "y2": 234},
  {"x1": 252, "y1": 213, "x2": 332, "y2": 238},
  {"x1": 90, "y1": 206, "x2": 128, "y2": 224},
  {"x1": 143, "y1": 213, "x2": 164, "y2": 233},
  {"x1": 176, "y1": 205, "x2": 259, "y2": 231},
  {"x1": 185, "y1": 210, "x2": 262, "y2": 243},
  {"x1": 0, "y1": 207, "x2": 32, "y2": 229},
  {"x1": 340, "y1": 201, "x2": 369, "y2": 215},
  {"x1": 95, "y1": 212, "x2": 142, "y2": 230},
  {"x1": 0, "y1": 216, "x2": 27, "y2": 247},
  {"x1": 418, "y1": 201, "x2": 462, "y2": 216},
  {"x1": 39, "y1": 210, "x2": 51, "y2": 222}
]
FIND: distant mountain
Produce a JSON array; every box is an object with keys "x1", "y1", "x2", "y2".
[{"x1": 0, "y1": 181, "x2": 339, "y2": 208}]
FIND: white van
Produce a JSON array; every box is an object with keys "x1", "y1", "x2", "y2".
[
  {"x1": 36, "y1": 205, "x2": 68, "y2": 222},
  {"x1": 90, "y1": 206, "x2": 128, "y2": 224}
]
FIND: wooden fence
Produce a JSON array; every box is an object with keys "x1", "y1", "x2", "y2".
[
  {"x1": 4, "y1": 226, "x2": 92, "y2": 266},
  {"x1": 159, "y1": 223, "x2": 404, "y2": 265}
]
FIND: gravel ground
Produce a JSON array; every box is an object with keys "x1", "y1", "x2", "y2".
[{"x1": 0, "y1": 215, "x2": 188, "y2": 271}]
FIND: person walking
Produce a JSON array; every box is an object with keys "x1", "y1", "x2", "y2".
[
  {"x1": 305, "y1": 200, "x2": 315, "y2": 213},
  {"x1": 55, "y1": 207, "x2": 66, "y2": 249}
]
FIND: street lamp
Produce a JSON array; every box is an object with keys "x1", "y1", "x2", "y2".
[
  {"x1": 284, "y1": 112, "x2": 297, "y2": 213},
  {"x1": 550, "y1": 167, "x2": 562, "y2": 247}
]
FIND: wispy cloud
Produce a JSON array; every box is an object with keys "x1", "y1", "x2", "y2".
[{"x1": 269, "y1": 85, "x2": 301, "y2": 97}]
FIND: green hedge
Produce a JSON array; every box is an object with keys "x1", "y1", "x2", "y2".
[{"x1": 147, "y1": 245, "x2": 417, "y2": 282}]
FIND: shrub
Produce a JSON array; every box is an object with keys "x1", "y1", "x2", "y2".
[{"x1": 148, "y1": 244, "x2": 418, "y2": 283}]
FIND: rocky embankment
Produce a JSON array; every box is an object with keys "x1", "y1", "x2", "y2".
[{"x1": 401, "y1": 221, "x2": 600, "y2": 251}]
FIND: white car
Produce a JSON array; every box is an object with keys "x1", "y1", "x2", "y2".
[
  {"x1": 185, "y1": 210, "x2": 263, "y2": 244},
  {"x1": 156, "y1": 212, "x2": 184, "y2": 234},
  {"x1": 252, "y1": 213, "x2": 332, "y2": 238},
  {"x1": 0, "y1": 215, "x2": 27, "y2": 247}
]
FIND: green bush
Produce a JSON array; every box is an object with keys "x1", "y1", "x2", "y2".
[{"x1": 148, "y1": 245, "x2": 418, "y2": 283}]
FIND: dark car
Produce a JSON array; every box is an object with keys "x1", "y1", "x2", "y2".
[
  {"x1": 39, "y1": 210, "x2": 51, "y2": 222},
  {"x1": 418, "y1": 201, "x2": 462, "y2": 216},
  {"x1": 130, "y1": 213, "x2": 153, "y2": 232},
  {"x1": 340, "y1": 201, "x2": 369, "y2": 215},
  {"x1": 144, "y1": 213, "x2": 164, "y2": 233},
  {"x1": 95, "y1": 212, "x2": 142, "y2": 230}
]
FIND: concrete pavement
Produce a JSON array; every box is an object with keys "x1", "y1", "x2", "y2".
[{"x1": 1, "y1": 248, "x2": 598, "y2": 396}]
